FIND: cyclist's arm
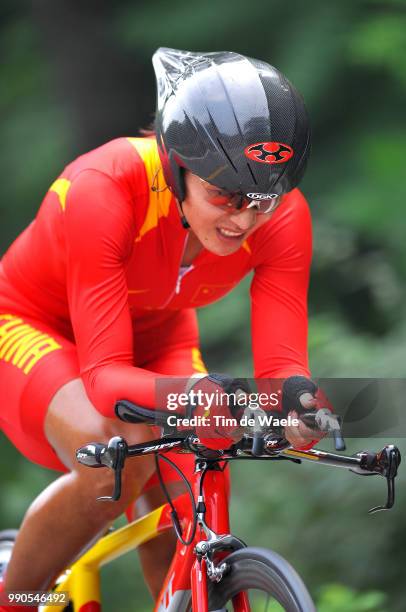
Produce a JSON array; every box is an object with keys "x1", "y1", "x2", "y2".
[
  {"x1": 250, "y1": 188, "x2": 312, "y2": 381},
  {"x1": 250, "y1": 191, "x2": 329, "y2": 447},
  {"x1": 64, "y1": 169, "x2": 171, "y2": 417}
]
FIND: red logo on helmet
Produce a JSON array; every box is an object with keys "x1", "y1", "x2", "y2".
[{"x1": 244, "y1": 142, "x2": 294, "y2": 164}]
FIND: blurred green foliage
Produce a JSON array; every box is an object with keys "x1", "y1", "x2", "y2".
[
  {"x1": 316, "y1": 584, "x2": 387, "y2": 612},
  {"x1": 1, "y1": 0, "x2": 405, "y2": 610}
]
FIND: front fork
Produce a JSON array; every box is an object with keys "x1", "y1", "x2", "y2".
[
  {"x1": 191, "y1": 461, "x2": 246, "y2": 611},
  {"x1": 190, "y1": 559, "x2": 251, "y2": 612},
  {"x1": 156, "y1": 460, "x2": 248, "y2": 612},
  {"x1": 190, "y1": 554, "x2": 250, "y2": 612},
  {"x1": 191, "y1": 557, "x2": 208, "y2": 611}
]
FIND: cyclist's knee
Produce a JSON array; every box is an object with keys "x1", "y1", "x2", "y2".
[{"x1": 44, "y1": 378, "x2": 156, "y2": 492}]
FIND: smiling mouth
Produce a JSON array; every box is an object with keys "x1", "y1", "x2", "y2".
[{"x1": 217, "y1": 227, "x2": 246, "y2": 241}]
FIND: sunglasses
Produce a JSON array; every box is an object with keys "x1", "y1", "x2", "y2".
[
  {"x1": 199, "y1": 177, "x2": 282, "y2": 215},
  {"x1": 202, "y1": 182, "x2": 282, "y2": 215}
]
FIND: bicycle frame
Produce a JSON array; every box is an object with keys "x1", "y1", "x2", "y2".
[
  {"x1": 41, "y1": 502, "x2": 174, "y2": 612},
  {"x1": 42, "y1": 459, "x2": 235, "y2": 612},
  {"x1": 155, "y1": 464, "x2": 233, "y2": 612}
]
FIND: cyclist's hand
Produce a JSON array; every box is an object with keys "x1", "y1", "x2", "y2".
[
  {"x1": 187, "y1": 373, "x2": 250, "y2": 450},
  {"x1": 282, "y1": 376, "x2": 331, "y2": 449}
]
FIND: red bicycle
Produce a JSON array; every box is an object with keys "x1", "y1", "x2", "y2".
[
  {"x1": 74, "y1": 401, "x2": 401, "y2": 611},
  {"x1": 1, "y1": 404, "x2": 399, "y2": 611}
]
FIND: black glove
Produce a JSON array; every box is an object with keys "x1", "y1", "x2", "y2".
[
  {"x1": 282, "y1": 376, "x2": 318, "y2": 415},
  {"x1": 206, "y1": 373, "x2": 251, "y2": 417}
]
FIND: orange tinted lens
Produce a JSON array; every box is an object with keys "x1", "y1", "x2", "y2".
[
  {"x1": 208, "y1": 192, "x2": 242, "y2": 208},
  {"x1": 208, "y1": 194, "x2": 232, "y2": 206}
]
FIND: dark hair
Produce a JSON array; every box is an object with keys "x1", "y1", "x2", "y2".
[{"x1": 139, "y1": 118, "x2": 156, "y2": 138}]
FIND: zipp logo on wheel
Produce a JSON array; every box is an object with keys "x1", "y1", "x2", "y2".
[{"x1": 244, "y1": 141, "x2": 294, "y2": 164}]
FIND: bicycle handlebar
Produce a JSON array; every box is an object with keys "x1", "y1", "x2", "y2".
[
  {"x1": 76, "y1": 404, "x2": 401, "y2": 512},
  {"x1": 116, "y1": 399, "x2": 346, "y2": 451}
]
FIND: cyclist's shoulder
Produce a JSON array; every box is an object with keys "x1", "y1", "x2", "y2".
[{"x1": 61, "y1": 136, "x2": 158, "y2": 192}]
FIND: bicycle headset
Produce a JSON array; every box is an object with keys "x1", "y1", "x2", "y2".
[{"x1": 152, "y1": 47, "x2": 312, "y2": 206}]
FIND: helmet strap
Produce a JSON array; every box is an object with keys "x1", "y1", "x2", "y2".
[
  {"x1": 179, "y1": 203, "x2": 190, "y2": 229},
  {"x1": 151, "y1": 166, "x2": 168, "y2": 193}
]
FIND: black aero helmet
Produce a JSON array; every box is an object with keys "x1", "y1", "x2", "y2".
[{"x1": 152, "y1": 47, "x2": 311, "y2": 203}]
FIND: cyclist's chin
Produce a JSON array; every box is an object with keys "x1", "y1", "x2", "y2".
[{"x1": 210, "y1": 229, "x2": 245, "y2": 255}]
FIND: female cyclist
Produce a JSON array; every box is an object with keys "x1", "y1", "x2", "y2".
[{"x1": 0, "y1": 47, "x2": 322, "y2": 609}]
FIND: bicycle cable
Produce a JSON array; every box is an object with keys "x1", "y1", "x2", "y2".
[{"x1": 154, "y1": 453, "x2": 198, "y2": 546}]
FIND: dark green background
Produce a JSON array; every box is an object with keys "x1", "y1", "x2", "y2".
[{"x1": 1, "y1": 1, "x2": 405, "y2": 610}]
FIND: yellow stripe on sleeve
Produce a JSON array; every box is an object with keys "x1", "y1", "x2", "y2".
[
  {"x1": 49, "y1": 178, "x2": 71, "y2": 211},
  {"x1": 191, "y1": 347, "x2": 208, "y2": 373},
  {"x1": 127, "y1": 138, "x2": 173, "y2": 242}
]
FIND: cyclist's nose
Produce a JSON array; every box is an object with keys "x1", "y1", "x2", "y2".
[{"x1": 228, "y1": 208, "x2": 256, "y2": 231}]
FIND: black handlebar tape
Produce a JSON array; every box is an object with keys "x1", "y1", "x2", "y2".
[
  {"x1": 115, "y1": 400, "x2": 171, "y2": 426},
  {"x1": 115, "y1": 400, "x2": 156, "y2": 424}
]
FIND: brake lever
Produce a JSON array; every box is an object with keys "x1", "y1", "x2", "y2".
[
  {"x1": 368, "y1": 445, "x2": 401, "y2": 514},
  {"x1": 97, "y1": 436, "x2": 128, "y2": 502},
  {"x1": 368, "y1": 476, "x2": 395, "y2": 514}
]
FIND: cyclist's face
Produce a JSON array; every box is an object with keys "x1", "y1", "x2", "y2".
[{"x1": 182, "y1": 173, "x2": 282, "y2": 256}]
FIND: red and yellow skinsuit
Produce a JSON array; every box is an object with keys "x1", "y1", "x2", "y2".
[{"x1": 0, "y1": 137, "x2": 311, "y2": 477}]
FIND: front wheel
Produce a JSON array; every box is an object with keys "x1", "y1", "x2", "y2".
[
  {"x1": 0, "y1": 529, "x2": 18, "y2": 579},
  {"x1": 207, "y1": 547, "x2": 315, "y2": 612}
]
